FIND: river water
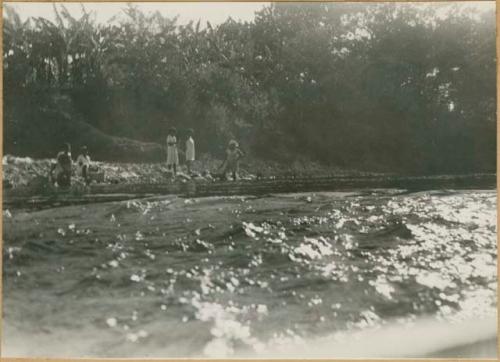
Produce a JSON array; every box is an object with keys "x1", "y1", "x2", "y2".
[{"x1": 2, "y1": 189, "x2": 497, "y2": 357}]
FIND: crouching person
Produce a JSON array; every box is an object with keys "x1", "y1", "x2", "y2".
[{"x1": 51, "y1": 143, "x2": 73, "y2": 188}]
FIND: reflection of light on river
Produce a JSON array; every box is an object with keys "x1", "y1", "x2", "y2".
[{"x1": 2, "y1": 190, "x2": 496, "y2": 357}]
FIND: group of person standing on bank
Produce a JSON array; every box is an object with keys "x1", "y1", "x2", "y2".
[
  {"x1": 166, "y1": 128, "x2": 195, "y2": 176},
  {"x1": 166, "y1": 127, "x2": 244, "y2": 180},
  {"x1": 50, "y1": 128, "x2": 245, "y2": 188}
]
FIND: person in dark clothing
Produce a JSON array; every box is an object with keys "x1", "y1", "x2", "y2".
[{"x1": 54, "y1": 143, "x2": 73, "y2": 188}]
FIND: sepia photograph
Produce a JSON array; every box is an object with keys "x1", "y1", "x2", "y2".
[{"x1": 2, "y1": 1, "x2": 497, "y2": 358}]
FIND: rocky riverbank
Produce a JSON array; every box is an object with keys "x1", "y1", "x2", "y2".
[{"x1": 2, "y1": 154, "x2": 367, "y2": 190}]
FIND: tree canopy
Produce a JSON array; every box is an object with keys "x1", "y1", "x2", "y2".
[{"x1": 3, "y1": 3, "x2": 496, "y2": 173}]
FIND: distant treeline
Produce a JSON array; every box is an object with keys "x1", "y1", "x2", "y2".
[{"x1": 3, "y1": 3, "x2": 496, "y2": 173}]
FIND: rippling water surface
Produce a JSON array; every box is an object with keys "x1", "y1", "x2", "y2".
[{"x1": 2, "y1": 190, "x2": 497, "y2": 357}]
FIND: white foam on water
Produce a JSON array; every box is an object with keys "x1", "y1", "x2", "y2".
[
  {"x1": 291, "y1": 236, "x2": 333, "y2": 260},
  {"x1": 369, "y1": 276, "x2": 395, "y2": 299},
  {"x1": 416, "y1": 271, "x2": 453, "y2": 290}
]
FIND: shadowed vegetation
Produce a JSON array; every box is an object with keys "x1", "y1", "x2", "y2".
[{"x1": 3, "y1": 3, "x2": 496, "y2": 173}]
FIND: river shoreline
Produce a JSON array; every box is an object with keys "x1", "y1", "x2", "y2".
[{"x1": 3, "y1": 154, "x2": 369, "y2": 189}]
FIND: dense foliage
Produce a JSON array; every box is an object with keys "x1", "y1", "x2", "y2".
[{"x1": 3, "y1": 3, "x2": 496, "y2": 173}]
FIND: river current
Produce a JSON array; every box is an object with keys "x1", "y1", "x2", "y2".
[{"x1": 2, "y1": 190, "x2": 497, "y2": 357}]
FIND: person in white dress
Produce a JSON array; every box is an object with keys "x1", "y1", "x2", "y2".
[
  {"x1": 185, "y1": 129, "x2": 195, "y2": 175},
  {"x1": 166, "y1": 127, "x2": 179, "y2": 176}
]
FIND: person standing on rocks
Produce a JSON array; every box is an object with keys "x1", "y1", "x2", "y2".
[
  {"x1": 185, "y1": 128, "x2": 195, "y2": 175},
  {"x1": 221, "y1": 140, "x2": 244, "y2": 181},
  {"x1": 166, "y1": 127, "x2": 179, "y2": 177},
  {"x1": 76, "y1": 145, "x2": 92, "y2": 185}
]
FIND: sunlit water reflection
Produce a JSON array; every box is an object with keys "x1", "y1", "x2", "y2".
[{"x1": 2, "y1": 190, "x2": 497, "y2": 357}]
